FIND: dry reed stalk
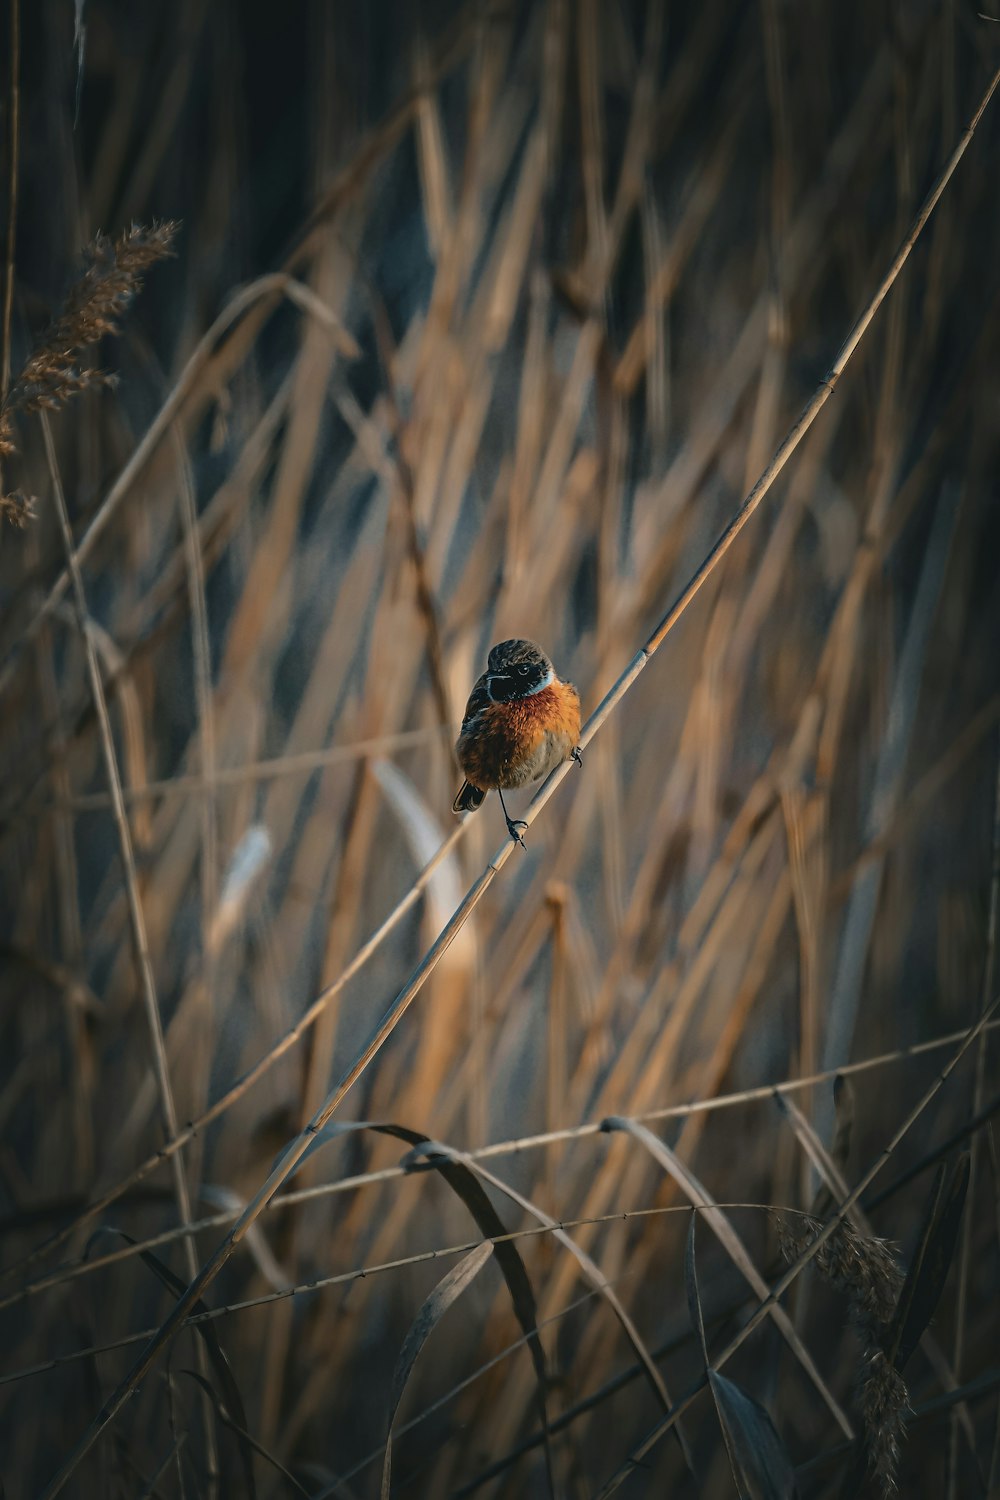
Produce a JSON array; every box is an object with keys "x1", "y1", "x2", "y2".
[
  {"x1": 40, "y1": 415, "x2": 195, "y2": 1234},
  {"x1": 39, "y1": 407, "x2": 220, "y2": 1482}
]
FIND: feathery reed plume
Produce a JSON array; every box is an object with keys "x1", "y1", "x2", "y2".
[
  {"x1": 775, "y1": 1211, "x2": 906, "y2": 1490},
  {"x1": 0, "y1": 488, "x2": 34, "y2": 527},
  {"x1": 0, "y1": 220, "x2": 178, "y2": 522},
  {"x1": 858, "y1": 1349, "x2": 908, "y2": 1492}
]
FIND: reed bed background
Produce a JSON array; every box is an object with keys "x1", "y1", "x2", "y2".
[{"x1": 1, "y1": 2, "x2": 999, "y2": 1496}]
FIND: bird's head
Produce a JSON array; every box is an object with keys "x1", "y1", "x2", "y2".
[{"x1": 486, "y1": 639, "x2": 554, "y2": 701}]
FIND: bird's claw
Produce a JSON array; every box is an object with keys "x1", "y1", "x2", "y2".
[
  {"x1": 505, "y1": 816, "x2": 529, "y2": 848},
  {"x1": 571, "y1": 746, "x2": 583, "y2": 768}
]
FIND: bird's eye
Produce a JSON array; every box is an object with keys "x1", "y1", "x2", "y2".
[{"x1": 518, "y1": 663, "x2": 530, "y2": 675}]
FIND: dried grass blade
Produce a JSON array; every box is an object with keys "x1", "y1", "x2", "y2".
[
  {"x1": 404, "y1": 1140, "x2": 696, "y2": 1477},
  {"x1": 603, "y1": 1116, "x2": 854, "y2": 1439},
  {"x1": 884, "y1": 1156, "x2": 971, "y2": 1375},
  {"x1": 684, "y1": 1213, "x2": 709, "y2": 1363},
  {"x1": 687, "y1": 1217, "x2": 800, "y2": 1499},
  {"x1": 707, "y1": 1372, "x2": 800, "y2": 1500},
  {"x1": 380, "y1": 1242, "x2": 494, "y2": 1500},
  {"x1": 280, "y1": 1119, "x2": 554, "y2": 1488}
]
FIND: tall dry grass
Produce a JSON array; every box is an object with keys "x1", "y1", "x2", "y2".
[{"x1": 1, "y1": 3, "x2": 999, "y2": 1497}]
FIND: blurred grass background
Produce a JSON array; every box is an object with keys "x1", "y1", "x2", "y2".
[{"x1": 1, "y1": 1, "x2": 999, "y2": 1495}]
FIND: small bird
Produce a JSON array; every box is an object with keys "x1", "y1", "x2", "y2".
[{"x1": 452, "y1": 638, "x2": 582, "y2": 845}]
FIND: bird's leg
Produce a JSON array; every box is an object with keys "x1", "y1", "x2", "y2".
[
  {"x1": 498, "y1": 789, "x2": 527, "y2": 848},
  {"x1": 571, "y1": 746, "x2": 583, "y2": 768}
]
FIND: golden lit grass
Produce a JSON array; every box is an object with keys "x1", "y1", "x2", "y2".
[{"x1": 1, "y1": 4, "x2": 1000, "y2": 1497}]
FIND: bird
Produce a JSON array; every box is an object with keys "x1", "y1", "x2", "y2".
[{"x1": 452, "y1": 638, "x2": 582, "y2": 845}]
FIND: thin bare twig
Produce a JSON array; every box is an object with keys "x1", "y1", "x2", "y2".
[{"x1": 39, "y1": 414, "x2": 199, "y2": 1270}]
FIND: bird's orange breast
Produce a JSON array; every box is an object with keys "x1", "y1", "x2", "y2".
[{"x1": 457, "y1": 681, "x2": 581, "y2": 790}]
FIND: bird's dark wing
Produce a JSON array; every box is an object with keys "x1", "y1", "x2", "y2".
[{"x1": 459, "y1": 671, "x2": 492, "y2": 731}]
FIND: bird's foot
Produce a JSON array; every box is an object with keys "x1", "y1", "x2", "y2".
[
  {"x1": 505, "y1": 815, "x2": 529, "y2": 848},
  {"x1": 571, "y1": 746, "x2": 583, "y2": 768}
]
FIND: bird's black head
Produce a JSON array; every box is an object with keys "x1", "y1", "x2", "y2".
[{"x1": 486, "y1": 639, "x2": 554, "y2": 701}]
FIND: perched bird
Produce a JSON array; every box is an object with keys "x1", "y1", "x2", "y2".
[{"x1": 452, "y1": 638, "x2": 582, "y2": 845}]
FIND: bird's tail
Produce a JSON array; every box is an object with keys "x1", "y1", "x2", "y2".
[{"x1": 452, "y1": 780, "x2": 486, "y2": 815}]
